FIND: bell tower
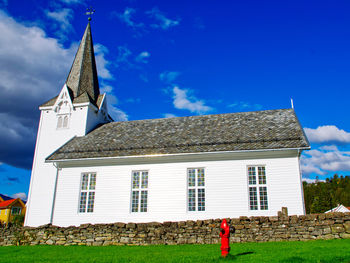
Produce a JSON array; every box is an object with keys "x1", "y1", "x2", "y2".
[{"x1": 25, "y1": 22, "x2": 111, "y2": 227}]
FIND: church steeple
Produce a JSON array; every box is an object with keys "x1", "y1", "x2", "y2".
[
  {"x1": 66, "y1": 22, "x2": 100, "y2": 103},
  {"x1": 27, "y1": 18, "x2": 110, "y2": 227}
]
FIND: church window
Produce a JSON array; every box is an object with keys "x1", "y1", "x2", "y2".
[
  {"x1": 79, "y1": 173, "x2": 96, "y2": 213},
  {"x1": 131, "y1": 171, "x2": 148, "y2": 212},
  {"x1": 57, "y1": 116, "x2": 63, "y2": 129},
  {"x1": 188, "y1": 168, "x2": 205, "y2": 212},
  {"x1": 248, "y1": 166, "x2": 268, "y2": 210},
  {"x1": 63, "y1": 116, "x2": 69, "y2": 128},
  {"x1": 57, "y1": 115, "x2": 70, "y2": 129}
]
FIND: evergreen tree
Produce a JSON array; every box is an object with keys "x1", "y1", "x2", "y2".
[{"x1": 303, "y1": 174, "x2": 350, "y2": 213}]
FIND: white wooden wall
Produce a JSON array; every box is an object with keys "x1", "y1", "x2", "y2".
[
  {"x1": 25, "y1": 94, "x2": 107, "y2": 227},
  {"x1": 52, "y1": 152, "x2": 304, "y2": 227}
]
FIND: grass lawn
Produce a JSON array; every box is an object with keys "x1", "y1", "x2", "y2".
[{"x1": 0, "y1": 239, "x2": 349, "y2": 263}]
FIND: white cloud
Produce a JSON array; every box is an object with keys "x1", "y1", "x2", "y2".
[
  {"x1": 301, "y1": 162, "x2": 325, "y2": 175},
  {"x1": 59, "y1": 0, "x2": 85, "y2": 4},
  {"x1": 163, "y1": 113, "x2": 177, "y2": 118},
  {"x1": 304, "y1": 125, "x2": 350, "y2": 144},
  {"x1": 116, "y1": 7, "x2": 144, "y2": 28},
  {"x1": 228, "y1": 101, "x2": 262, "y2": 111},
  {"x1": 0, "y1": 11, "x2": 76, "y2": 168},
  {"x1": 100, "y1": 84, "x2": 127, "y2": 121},
  {"x1": 109, "y1": 105, "x2": 128, "y2": 122},
  {"x1": 135, "y1": 51, "x2": 150, "y2": 63},
  {"x1": 302, "y1": 178, "x2": 326, "y2": 184},
  {"x1": 46, "y1": 8, "x2": 73, "y2": 25},
  {"x1": 126, "y1": 98, "x2": 141, "y2": 103},
  {"x1": 100, "y1": 85, "x2": 113, "y2": 94},
  {"x1": 0, "y1": 113, "x2": 34, "y2": 142},
  {"x1": 159, "y1": 71, "x2": 180, "y2": 83},
  {"x1": 94, "y1": 44, "x2": 113, "y2": 79},
  {"x1": 147, "y1": 7, "x2": 180, "y2": 30},
  {"x1": 0, "y1": 10, "x2": 76, "y2": 100},
  {"x1": 116, "y1": 45, "x2": 133, "y2": 67},
  {"x1": 45, "y1": 8, "x2": 74, "y2": 38},
  {"x1": 100, "y1": 84, "x2": 118, "y2": 105},
  {"x1": 12, "y1": 192, "x2": 27, "y2": 201},
  {"x1": 0, "y1": 11, "x2": 120, "y2": 168},
  {"x1": 319, "y1": 145, "x2": 338, "y2": 151},
  {"x1": 301, "y1": 145, "x2": 350, "y2": 175},
  {"x1": 172, "y1": 86, "x2": 212, "y2": 114},
  {"x1": 116, "y1": 47, "x2": 150, "y2": 69}
]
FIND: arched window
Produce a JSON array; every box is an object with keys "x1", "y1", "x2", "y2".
[
  {"x1": 57, "y1": 116, "x2": 63, "y2": 129},
  {"x1": 63, "y1": 115, "x2": 69, "y2": 128}
]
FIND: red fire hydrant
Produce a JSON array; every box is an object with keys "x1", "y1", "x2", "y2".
[{"x1": 219, "y1": 219, "x2": 230, "y2": 257}]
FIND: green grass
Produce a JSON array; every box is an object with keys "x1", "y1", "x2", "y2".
[{"x1": 0, "y1": 239, "x2": 349, "y2": 263}]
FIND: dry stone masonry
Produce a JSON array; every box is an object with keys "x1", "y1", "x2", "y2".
[{"x1": 1, "y1": 211, "x2": 349, "y2": 246}]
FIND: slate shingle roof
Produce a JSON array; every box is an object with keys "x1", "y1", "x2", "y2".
[
  {"x1": 47, "y1": 109, "x2": 310, "y2": 161},
  {"x1": 40, "y1": 22, "x2": 101, "y2": 108},
  {"x1": 40, "y1": 96, "x2": 58, "y2": 107},
  {"x1": 66, "y1": 22, "x2": 99, "y2": 103},
  {"x1": 40, "y1": 93, "x2": 104, "y2": 108}
]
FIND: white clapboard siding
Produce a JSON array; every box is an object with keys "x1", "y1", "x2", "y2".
[
  {"x1": 25, "y1": 99, "x2": 106, "y2": 227},
  {"x1": 52, "y1": 152, "x2": 304, "y2": 227}
]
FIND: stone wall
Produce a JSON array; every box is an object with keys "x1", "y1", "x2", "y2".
[{"x1": 1, "y1": 211, "x2": 349, "y2": 246}]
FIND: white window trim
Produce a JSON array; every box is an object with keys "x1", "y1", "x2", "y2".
[
  {"x1": 78, "y1": 172, "x2": 97, "y2": 213},
  {"x1": 130, "y1": 170, "x2": 149, "y2": 213},
  {"x1": 247, "y1": 165, "x2": 269, "y2": 211},
  {"x1": 187, "y1": 167, "x2": 206, "y2": 212}
]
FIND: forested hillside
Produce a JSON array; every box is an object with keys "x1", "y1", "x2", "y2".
[{"x1": 303, "y1": 175, "x2": 350, "y2": 214}]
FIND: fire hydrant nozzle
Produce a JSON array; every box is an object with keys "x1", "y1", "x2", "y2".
[{"x1": 219, "y1": 219, "x2": 230, "y2": 257}]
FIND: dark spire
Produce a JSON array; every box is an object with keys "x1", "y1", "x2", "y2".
[{"x1": 65, "y1": 22, "x2": 100, "y2": 103}]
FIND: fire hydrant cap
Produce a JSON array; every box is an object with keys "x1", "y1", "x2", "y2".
[{"x1": 221, "y1": 219, "x2": 228, "y2": 229}]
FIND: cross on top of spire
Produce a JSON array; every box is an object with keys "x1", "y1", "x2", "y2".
[{"x1": 86, "y1": 7, "x2": 95, "y2": 21}]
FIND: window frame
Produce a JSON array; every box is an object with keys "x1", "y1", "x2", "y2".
[
  {"x1": 130, "y1": 170, "x2": 149, "y2": 213},
  {"x1": 78, "y1": 172, "x2": 97, "y2": 213},
  {"x1": 11, "y1": 207, "x2": 21, "y2": 215},
  {"x1": 187, "y1": 167, "x2": 206, "y2": 212},
  {"x1": 247, "y1": 165, "x2": 268, "y2": 211}
]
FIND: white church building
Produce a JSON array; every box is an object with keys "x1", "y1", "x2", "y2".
[{"x1": 24, "y1": 23, "x2": 310, "y2": 227}]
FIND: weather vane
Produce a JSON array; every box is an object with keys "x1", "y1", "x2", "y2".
[{"x1": 86, "y1": 7, "x2": 95, "y2": 21}]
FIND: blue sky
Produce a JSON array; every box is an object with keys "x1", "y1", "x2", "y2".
[{"x1": 0, "y1": 0, "x2": 350, "y2": 200}]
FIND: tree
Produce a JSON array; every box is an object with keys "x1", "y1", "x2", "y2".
[{"x1": 303, "y1": 174, "x2": 350, "y2": 214}]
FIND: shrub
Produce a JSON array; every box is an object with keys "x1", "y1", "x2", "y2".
[{"x1": 12, "y1": 214, "x2": 24, "y2": 227}]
